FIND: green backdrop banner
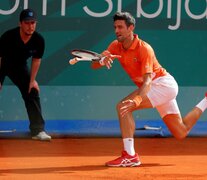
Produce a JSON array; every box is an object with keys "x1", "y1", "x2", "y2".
[
  {"x1": 1, "y1": 86, "x2": 207, "y2": 121},
  {"x1": 0, "y1": 0, "x2": 207, "y2": 86}
]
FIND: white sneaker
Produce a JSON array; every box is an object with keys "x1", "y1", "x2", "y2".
[{"x1": 32, "y1": 131, "x2": 51, "y2": 141}]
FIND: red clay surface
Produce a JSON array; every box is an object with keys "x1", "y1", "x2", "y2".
[{"x1": 0, "y1": 137, "x2": 207, "y2": 180}]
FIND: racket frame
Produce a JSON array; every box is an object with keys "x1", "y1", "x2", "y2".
[{"x1": 71, "y1": 49, "x2": 102, "y2": 61}]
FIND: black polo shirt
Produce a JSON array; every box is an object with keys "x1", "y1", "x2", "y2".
[{"x1": 0, "y1": 27, "x2": 45, "y2": 67}]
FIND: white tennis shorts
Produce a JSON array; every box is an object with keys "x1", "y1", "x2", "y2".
[{"x1": 147, "y1": 74, "x2": 180, "y2": 118}]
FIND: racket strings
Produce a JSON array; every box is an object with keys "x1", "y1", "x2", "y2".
[{"x1": 71, "y1": 50, "x2": 101, "y2": 61}]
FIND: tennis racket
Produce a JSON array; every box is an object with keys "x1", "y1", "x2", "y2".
[{"x1": 69, "y1": 49, "x2": 103, "y2": 65}]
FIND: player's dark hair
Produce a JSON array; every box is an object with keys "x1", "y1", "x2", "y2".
[{"x1": 113, "y1": 12, "x2": 135, "y2": 27}]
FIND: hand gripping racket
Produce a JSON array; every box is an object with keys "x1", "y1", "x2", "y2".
[{"x1": 69, "y1": 49, "x2": 103, "y2": 65}]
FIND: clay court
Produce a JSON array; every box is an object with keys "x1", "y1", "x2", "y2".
[
  {"x1": 1, "y1": 1, "x2": 207, "y2": 180},
  {"x1": 1, "y1": 137, "x2": 207, "y2": 180}
]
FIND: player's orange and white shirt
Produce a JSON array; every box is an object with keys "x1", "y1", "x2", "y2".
[{"x1": 104, "y1": 34, "x2": 167, "y2": 87}]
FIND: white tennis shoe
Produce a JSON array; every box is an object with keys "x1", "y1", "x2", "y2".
[{"x1": 32, "y1": 131, "x2": 51, "y2": 141}]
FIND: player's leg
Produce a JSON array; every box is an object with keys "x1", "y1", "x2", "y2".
[
  {"x1": 106, "y1": 89, "x2": 152, "y2": 167},
  {"x1": 106, "y1": 74, "x2": 179, "y2": 167},
  {"x1": 117, "y1": 88, "x2": 153, "y2": 138},
  {"x1": 162, "y1": 96, "x2": 207, "y2": 139}
]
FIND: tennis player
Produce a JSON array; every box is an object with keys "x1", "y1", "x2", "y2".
[
  {"x1": 92, "y1": 12, "x2": 207, "y2": 167},
  {"x1": 0, "y1": 9, "x2": 51, "y2": 141}
]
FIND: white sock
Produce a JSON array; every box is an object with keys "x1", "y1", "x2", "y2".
[
  {"x1": 196, "y1": 97, "x2": 207, "y2": 112},
  {"x1": 123, "y1": 138, "x2": 135, "y2": 156}
]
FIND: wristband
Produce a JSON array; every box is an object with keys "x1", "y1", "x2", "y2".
[{"x1": 133, "y1": 95, "x2": 142, "y2": 107}]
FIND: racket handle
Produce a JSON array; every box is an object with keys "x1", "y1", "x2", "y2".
[{"x1": 69, "y1": 58, "x2": 78, "y2": 65}]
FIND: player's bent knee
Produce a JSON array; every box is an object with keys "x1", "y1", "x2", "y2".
[
  {"x1": 173, "y1": 131, "x2": 187, "y2": 140},
  {"x1": 116, "y1": 101, "x2": 122, "y2": 111},
  {"x1": 116, "y1": 101, "x2": 126, "y2": 113}
]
